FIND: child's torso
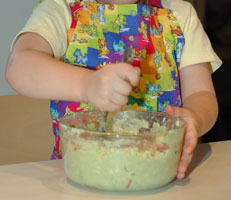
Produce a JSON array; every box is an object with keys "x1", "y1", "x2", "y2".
[{"x1": 50, "y1": 0, "x2": 185, "y2": 159}]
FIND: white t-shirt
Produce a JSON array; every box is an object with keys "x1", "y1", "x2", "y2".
[{"x1": 13, "y1": 0, "x2": 222, "y2": 72}]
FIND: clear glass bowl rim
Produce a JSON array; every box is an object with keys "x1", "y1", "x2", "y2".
[{"x1": 59, "y1": 110, "x2": 185, "y2": 137}]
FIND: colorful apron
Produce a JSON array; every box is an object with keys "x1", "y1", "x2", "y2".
[{"x1": 50, "y1": 0, "x2": 185, "y2": 159}]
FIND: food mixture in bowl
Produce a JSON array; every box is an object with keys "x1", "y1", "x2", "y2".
[{"x1": 59, "y1": 111, "x2": 185, "y2": 191}]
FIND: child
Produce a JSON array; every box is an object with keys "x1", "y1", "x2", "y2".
[{"x1": 5, "y1": 0, "x2": 222, "y2": 180}]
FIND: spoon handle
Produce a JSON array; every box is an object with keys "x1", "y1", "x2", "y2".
[{"x1": 105, "y1": 46, "x2": 134, "y2": 132}]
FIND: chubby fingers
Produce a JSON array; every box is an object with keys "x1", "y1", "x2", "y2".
[
  {"x1": 110, "y1": 92, "x2": 129, "y2": 107},
  {"x1": 165, "y1": 105, "x2": 198, "y2": 179},
  {"x1": 183, "y1": 124, "x2": 198, "y2": 155},
  {"x1": 165, "y1": 105, "x2": 185, "y2": 117},
  {"x1": 165, "y1": 105, "x2": 198, "y2": 154},
  {"x1": 109, "y1": 65, "x2": 140, "y2": 108},
  {"x1": 115, "y1": 64, "x2": 140, "y2": 87},
  {"x1": 91, "y1": 63, "x2": 140, "y2": 111},
  {"x1": 113, "y1": 77, "x2": 132, "y2": 96},
  {"x1": 177, "y1": 153, "x2": 193, "y2": 179},
  {"x1": 177, "y1": 127, "x2": 198, "y2": 179}
]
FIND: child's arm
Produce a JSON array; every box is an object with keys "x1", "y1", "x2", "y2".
[
  {"x1": 6, "y1": 32, "x2": 140, "y2": 111},
  {"x1": 165, "y1": 62, "x2": 218, "y2": 179}
]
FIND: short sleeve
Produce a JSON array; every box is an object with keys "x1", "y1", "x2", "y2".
[
  {"x1": 169, "y1": 0, "x2": 222, "y2": 72},
  {"x1": 11, "y1": 0, "x2": 72, "y2": 60}
]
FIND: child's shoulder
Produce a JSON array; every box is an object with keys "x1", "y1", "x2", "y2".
[
  {"x1": 166, "y1": 0, "x2": 199, "y2": 28},
  {"x1": 166, "y1": 0, "x2": 195, "y2": 11},
  {"x1": 166, "y1": 0, "x2": 197, "y2": 15}
]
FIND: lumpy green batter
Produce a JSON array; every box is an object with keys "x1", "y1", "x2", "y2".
[{"x1": 60, "y1": 117, "x2": 184, "y2": 191}]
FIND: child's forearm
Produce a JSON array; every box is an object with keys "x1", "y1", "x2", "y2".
[
  {"x1": 6, "y1": 49, "x2": 92, "y2": 102},
  {"x1": 182, "y1": 91, "x2": 218, "y2": 137}
]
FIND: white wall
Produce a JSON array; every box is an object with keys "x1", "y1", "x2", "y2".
[{"x1": 0, "y1": 0, "x2": 38, "y2": 96}]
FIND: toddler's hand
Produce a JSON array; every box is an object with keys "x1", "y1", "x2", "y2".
[
  {"x1": 165, "y1": 105, "x2": 199, "y2": 179},
  {"x1": 84, "y1": 63, "x2": 140, "y2": 111}
]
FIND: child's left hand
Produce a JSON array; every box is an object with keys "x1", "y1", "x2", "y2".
[{"x1": 165, "y1": 105, "x2": 199, "y2": 179}]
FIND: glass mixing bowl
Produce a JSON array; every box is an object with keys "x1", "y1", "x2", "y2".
[{"x1": 59, "y1": 111, "x2": 185, "y2": 192}]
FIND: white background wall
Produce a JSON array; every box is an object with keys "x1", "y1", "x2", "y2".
[{"x1": 0, "y1": 0, "x2": 37, "y2": 96}]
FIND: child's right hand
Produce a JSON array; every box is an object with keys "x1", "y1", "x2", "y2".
[{"x1": 83, "y1": 63, "x2": 140, "y2": 112}]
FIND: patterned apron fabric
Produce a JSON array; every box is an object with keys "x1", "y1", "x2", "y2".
[{"x1": 50, "y1": 0, "x2": 185, "y2": 159}]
